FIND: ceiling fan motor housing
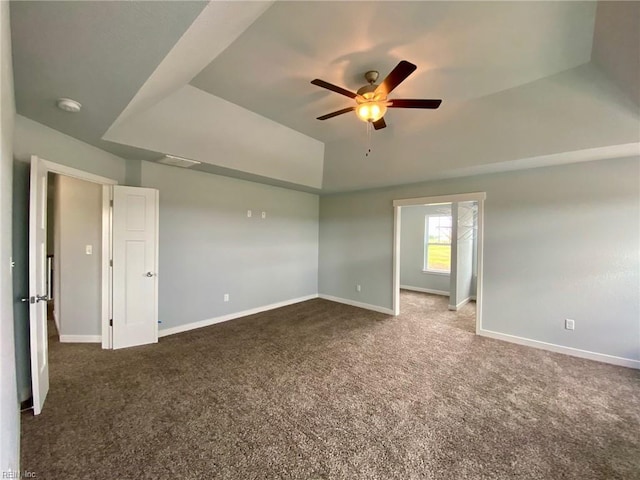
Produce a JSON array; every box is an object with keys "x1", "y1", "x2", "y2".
[{"x1": 356, "y1": 83, "x2": 378, "y2": 97}]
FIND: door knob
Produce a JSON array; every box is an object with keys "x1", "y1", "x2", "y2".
[{"x1": 22, "y1": 295, "x2": 48, "y2": 304}]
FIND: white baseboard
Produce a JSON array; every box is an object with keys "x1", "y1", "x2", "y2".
[
  {"x1": 448, "y1": 296, "x2": 472, "y2": 311},
  {"x1": 318, "y1": 294, "x2": 394, "y2": 315},
  {"x1": 59, "y1": 334, "x2": 101, "y2": 343},
  {"x1": 158, "y1": 294, "x2": 319, "y2": 338},
  {"x1": 400, "y1": 285, "x2": 449, "y2": 296},
  {"x1": 478, "y1": 329, "x2": 640, "y2": 370}
]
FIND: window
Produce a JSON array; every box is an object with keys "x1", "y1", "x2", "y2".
[{"x1": 424, "y1": 215, "x2": 452, "y2": 273}]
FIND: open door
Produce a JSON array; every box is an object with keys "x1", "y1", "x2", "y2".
[
  {"x1": 28, "y1": 156, "x2": 49, "y2": 415},
  {"x1": 112, "y1": 186, "x2": 159, "y2": 349}
]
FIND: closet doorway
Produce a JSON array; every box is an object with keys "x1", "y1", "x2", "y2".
[{"x1": 392, "y1": 192, "x2": 486, "y2": 333}]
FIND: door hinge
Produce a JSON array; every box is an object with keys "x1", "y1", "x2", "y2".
[
  {"x1": 109, "y1": 259, "x2": 113, "y2": 267},
  {"x1": 109, "y1": 319, "x2": 113, "y2": 327},
  {"x1": 110, "y1": 200, "x2": 113, "y2": 207}
]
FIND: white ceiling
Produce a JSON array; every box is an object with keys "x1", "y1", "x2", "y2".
[
  {"x1": 191, "y1": 1, "x2": 597, "y2": 143},
  {"x1": 10, "y1": 0, "x2": 208, "y2": 161},
  {"x1": 10, "y1": 1, "x2": 640, "y2": 193}
]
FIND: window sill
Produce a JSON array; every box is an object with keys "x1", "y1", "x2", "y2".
[{"x1": 422, "y1": 270, "x2": 450, "y2": 276}]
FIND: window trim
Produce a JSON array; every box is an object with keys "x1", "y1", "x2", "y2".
[{"x1": 424, "y1": 214, "x2": 452, "y2": 274}]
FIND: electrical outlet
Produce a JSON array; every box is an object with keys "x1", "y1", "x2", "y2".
[
  {"x1": 247, "y1": 210, "x2": 252, "y2": 218},
  {"x1": 261, "y1": 211, "x2": 266, "y2": 219},
  {"x1": 224, "y1": 293, "x2": 229, "y2": 302},
  {"x1": 356, "y1": 284, "x2": 361, "y2": 292},
  {"x1": 85, "y1": 245, "x2": 93, "y2": 255},
  {"x1": 565, "y1": 319, "x2": 575, "y2": 330}
]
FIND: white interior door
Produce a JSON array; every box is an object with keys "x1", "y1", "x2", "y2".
[
  {"x1": 28, "y1": 156, "x2": 49, "y2": 415},
  {"x1": 112, "y1": 186, "x2": 159, "y2": 349}
]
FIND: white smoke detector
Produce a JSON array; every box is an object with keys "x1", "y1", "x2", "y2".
[
  {"x1": 157, "y1": 154, "x2": 201, "y2": 168},
  {"x1": 56, "y1": 98, "x2": 82, "y2": 113}
]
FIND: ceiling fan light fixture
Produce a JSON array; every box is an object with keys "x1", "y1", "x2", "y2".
[
  {"x1": 355, "y1": 101, "x2": 387, "y2": 122},
  {"x1": 355, "y1": 91, "x2": 387, "y2": 123}
]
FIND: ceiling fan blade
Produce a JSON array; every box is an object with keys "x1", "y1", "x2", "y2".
[
  {"x1": 317, "y1": 106, "x2": 355, "y2": 120},
  {"x1": 372, "y1": 117, "x2": 386, "y2": 130},
  {"x1": 388, "y1": 99, "x2": 442, "y2": 109},
  {"x1": 376, "y1": 60, "x2": 417, "y2": 95},
  {"x1": 311, "y1": 79, "x2": 358, "y2": 99}
]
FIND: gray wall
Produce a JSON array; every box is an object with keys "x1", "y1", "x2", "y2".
[
  {"x1": 450, "y1": 202, "x2": 475, "y2": 309},
  {"x1": 11, "y1": 118, "x2": 321, "y2": 393},
  {"x1": 1, "y1": 0, "x2": 19, "y2": 472},
  {"x1": 139, "y1": 161, "x2": 320, "y2": 330},
  {"x1": 13, "y1": 115, "x2": 126, "y2": 183},
  {"x1": 319, "y1": 156, "x2": 640, "y2": 361},
  {"x1": 125, "y1": 158, "x2": 142, "y2": 187},
  {"x1": 400, "y1": 204, "x2": 450, "y2": 294},
  {"x1": 55, "y1": 175, "x2": 103, "y2": 337},
  {"x1": 11, "y1": 161, "x2": 30, "y2": 402}
]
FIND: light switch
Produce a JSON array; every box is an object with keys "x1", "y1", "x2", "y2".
[{"x1": 85, "y1": 245, "x2": 93, "y2": 255}]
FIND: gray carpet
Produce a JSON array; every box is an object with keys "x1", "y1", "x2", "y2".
[{"x1": 22, "y1": 292, "x2": 640, "y2": 479}]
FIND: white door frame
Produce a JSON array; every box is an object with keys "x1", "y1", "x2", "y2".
[
  {"x1": 392, "y1": 192, "x2": 486, "y2": 334},
  {"x1": 36, "y1": 157, "x2": 118, "y2": 349}
]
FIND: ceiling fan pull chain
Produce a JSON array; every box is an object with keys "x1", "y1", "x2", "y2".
[{"x1": 366, "y1": 122, "x2": 372, "y2": 157}]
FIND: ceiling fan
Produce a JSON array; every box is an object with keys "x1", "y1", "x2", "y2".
[{"x1": 311, "y1": 60, "x2": 442, "y2": 130}]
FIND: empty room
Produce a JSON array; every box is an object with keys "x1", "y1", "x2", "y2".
[{"x1": 1, "y1": 1, "x2": 638, "y2": 479}]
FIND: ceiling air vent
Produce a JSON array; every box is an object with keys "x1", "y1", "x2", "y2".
[{"x1": 157, "y1": 154, "x2": 201, "y2": 168}]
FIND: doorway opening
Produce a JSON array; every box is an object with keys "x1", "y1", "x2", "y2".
[
  {"x1": 34, "y1": 159, "x2": 116, "y2": 349},
  {"x1": 393, "y1": 192, "x2": 486, "y2": 334},
  {"x1": 46, "y1": 172, "x2": 107, "y2": 345}
]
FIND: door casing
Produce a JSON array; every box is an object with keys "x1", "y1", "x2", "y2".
[{"x1": 32, "y1": 156, "x2": 117, "y2": 349}]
